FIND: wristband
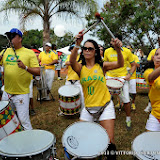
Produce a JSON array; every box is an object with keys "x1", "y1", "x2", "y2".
[
  {"x1": 75, "y1": 44, "x2": 81, "y2": 49},
  {"x1": 129, "y1": 72, "x2": 133, "y2": 76},
  {"x1": 25, "y1": 66, "x2": 28, "y2": 71}
]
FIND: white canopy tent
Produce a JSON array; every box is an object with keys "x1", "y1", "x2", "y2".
[{"x1": 57, "y1": 46, "x2": 71, "y2": 55}]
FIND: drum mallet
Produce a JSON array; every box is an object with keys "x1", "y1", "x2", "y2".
[{"x1": 95, "y1": 12, "x2": 123, "y2": 51}]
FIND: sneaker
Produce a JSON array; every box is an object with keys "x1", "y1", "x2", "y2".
[
  {"x1": 126, "y1": 121, "x2": 131, "y2": 130},
  {"x1": 57, "y1": 77, "x2": 63, "y2": 80},
  {"x1": 29, "y1": 109, "x2": 36, "y2": 116},
  {"x1": 45, "y1": 96, "x2": 51, "y2": 101},
  {"x1": 37, "y1": 97, "x2": 44, "y2": 101},
  {"x1": 144, "y1": 102, "x2": 152, "y2": 113},
  {"x1": 131, "y1": 103, "x2": 136, "y2": 111}
]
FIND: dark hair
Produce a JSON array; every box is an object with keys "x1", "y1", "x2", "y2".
[
  {"x1": 81, "y1": 39, "x2": 103, "y2": 67},
  {"x1": 52, "y1": 44, "x2": 56, "y2": 50}
]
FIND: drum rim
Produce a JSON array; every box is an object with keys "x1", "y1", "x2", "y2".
[
  {"x1": 0, "y1": 129, "x2": 56, "y2": 157},
  {"x1": 106, "y1": 78, "x2": 124, "y2": 89},
  {"x1": 62, "y1": 121, "x2": 109, "y2": 158},
  {"x1": 58, "y1": 85, "x2": 80, "y2": 97},
  {"x1": 0, "y1": 101, "x2": 9, "y2": 112},
  {"x1": 131, "y1": 131, "x2": 160, "y2": 160}
]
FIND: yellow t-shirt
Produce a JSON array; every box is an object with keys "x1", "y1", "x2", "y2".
[
  {"x1": 144, "y1": 68, "x2": 160, "y2": 119},
  {"x1": 104, "y1": 47, "x2": 134, "y2": 77},
  {"x1": 0, "y1": 47, "x2": 39, "y2": 94},
  {"x1": 80, "y1": 63, "x2": 111, "y2": 107},
  {"x1": 39, "y1": 50, "x2": 58, "y2": 70},
  {"x1": 65, "y1": 55, "x2": 80, "y2": 81},
  {"x1": 147, "y1": 49, "x2": 157, "y2": 61},
  {"x1": 128, "y1": 54, "x2": 140, "y2": 79}
]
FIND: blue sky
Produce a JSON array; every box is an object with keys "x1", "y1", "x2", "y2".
[{"x1": 0, "y1": 0, "x2": 106, "y2": 46}]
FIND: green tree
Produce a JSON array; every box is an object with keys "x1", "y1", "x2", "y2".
[{"x1": 0, "y1": 0, "x2": 97, "y2": 46}]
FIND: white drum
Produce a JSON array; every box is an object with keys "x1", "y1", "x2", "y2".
[
  {"x1": 58, "y1": 85, "x2": 81, "y2": 115},
  {"x1": 62, "y1": 121, "x2": 109, "y2": 159},
  {"x1": 0, "y1": 129, "x2": 56, "y2": 160},
  {"x1": 106, "y1": 78, "x2": 124, "y2": 95},
  {"x1": 132, "y1": 132, "x2": 160, "y2": 160}
]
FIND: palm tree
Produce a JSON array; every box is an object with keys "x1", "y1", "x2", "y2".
[{"x1": 0, "y1": 0, "x2": 98, "y2": 46}]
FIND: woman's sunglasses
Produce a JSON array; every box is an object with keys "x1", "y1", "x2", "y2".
[{"x1": 82, "y1": 47, "x2": 95, "y2": 51}]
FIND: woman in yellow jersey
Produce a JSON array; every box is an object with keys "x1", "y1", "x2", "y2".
[
  {"x1": 144, "y1": 48, "x2": 160, "y2": 131},
  {"x1": 70, "y1": 30, "x2": 124, "y2": 159}
]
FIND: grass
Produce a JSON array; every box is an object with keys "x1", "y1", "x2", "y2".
[{"x1": 30, "y1": 71, "x2": 150, "y2": 160}]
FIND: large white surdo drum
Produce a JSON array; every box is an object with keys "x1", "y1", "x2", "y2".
[
  {"x1": 58, "y1": 85, "x2": 81, "y2": 115},
  {"x1": 0, "y1": 129, "x2": 56, "y2": 160},
  {"x1": 132, "y1": 132, "x2": 160, "y2": 160},
  {"x1": 62, "y1": 122, "x2": 109, "y2": 159}
]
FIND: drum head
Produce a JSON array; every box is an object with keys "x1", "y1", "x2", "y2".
[
  {"x1": 1, "y1": 85, "x2": 4, "y2": 92},
  {"x1": 0, "y1": 101, "x2": 9, "y2": 112},
  {"x1": 106, "y1": 78, "x2": 123, "y2": 89},
  {"x1": 0, "y1": 129, "x2": 56, "y2": 157},
  {"x1": 132, "y1": 132, "x2": 160, "y2": 160},
  {"x1": 62, "y1": 122, "x2": 109, "y2": 159},
  {"x1": 58, "y1": 85, "x2": 80, "y2": 97}
]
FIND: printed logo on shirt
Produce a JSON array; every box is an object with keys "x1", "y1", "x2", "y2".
[
  {"x1": 94, "y1": 70, "x2": 98, "y2": 73},
  {"x1": 6, "y1": 55, "x2": 19, "y2": 62}
]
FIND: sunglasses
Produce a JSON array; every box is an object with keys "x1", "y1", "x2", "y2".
[
  {"x1": 83, "y1": 47, "x2": 95, "y2": 51},
  {"x1": 9, "y1": 33, "x2": 18, "y2": 40}
]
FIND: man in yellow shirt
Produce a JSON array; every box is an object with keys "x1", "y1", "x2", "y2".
[
  {"x1": 104, "y1": 35, "x2": 136, "y2": 130},
  {"x1": 0, "y1": 28, "x2": 40, "y2": 130},
  {"x1": 39, "y1": 42, "x2": 58, "y2": 100}
]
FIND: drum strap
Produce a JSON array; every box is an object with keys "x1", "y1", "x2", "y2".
[
  {"x1": 69, "y1": 80, "x2": 78, "y2": 85},
  {"x1": 86, "y1": 101, "x2": 110, "y2": 122}
]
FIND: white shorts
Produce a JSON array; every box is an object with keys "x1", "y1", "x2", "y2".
[
  {"x1": 45, "y1": 69, "x2": 55, "y2": 90},
  {"x1": 80, "y1": 100, "x2": 115, "y2": 121},
  {"x1": 29, "y1": 79, "x2": 34, "y2": 98},
  {"x1": 129, "y1": 79, "x2": 136, "y2": 94},
  {"x1": 146, "y1": 113, "x2": 160, "y2": 131},
  {"x1": 106, "y1": 76, "x2": 130, "y2": 103},
  {"x1": 2, "y1": 91, "x2": 32, "y2": 130}
]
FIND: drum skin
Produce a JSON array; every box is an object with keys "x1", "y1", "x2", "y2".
[
  {"x1": 0, "y1": 101, "x2": 23, "y2": 140},
  {"x1": 58, "y1": 85, "x2": 81, "y2": 115}
]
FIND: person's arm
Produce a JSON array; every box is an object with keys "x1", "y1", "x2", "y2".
[
  {"x1": 43, "y1": 59, "x2": 58, "y2": 66},
  {"x1": 70, "y1": 31, "x2": 83, "y2": 76},
  {"x1": 103, "y1": 38, "x2": 124, "y2": 72}
]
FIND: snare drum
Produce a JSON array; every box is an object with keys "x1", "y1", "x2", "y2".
[
  {"x1": 132, "y1": 132, "x2": 160, "y2": 160},
  {"x1": 62, "y1": 121, "x2": 109, "y2": 159},
  {"x1": 0, "y1": 129, "x2": 56, "y2": 160},
  {"x1": 136, "y1": 72, "x2": 149, "y2": 89},
  {"x1": 0, "y1": 101, "x2": 23, "y2": 140},
  {"x1": 58, "y1": 85, "x2": 81, "y2": 115},
  {"x1": 106, "y1": 78, "x2": 124, "y2": 95}
]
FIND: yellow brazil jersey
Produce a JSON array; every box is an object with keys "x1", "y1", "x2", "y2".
[
  {"x1": 0, "y1": 47, "x2": 39, "y2": 94},
  {"x1": 144, "y1": 68, "x2": 160, "y2": 119},
  {"x1": 52, "y1": 49, "x2": 59, "y2": 59},
  {"x1": 128, "y1": 54, "x2": 140, "y2": 79},
  {"x1": 39, "y1": 50, "x2": 58, "y2": 70},
  {"x1": 147, "y1": 49, "x2": 157, "y2": 61},
  {"x1": 65, "y1": 55, "x2": 80, "y2": 81},
  {"x1": 80, "y1": 63, "x2": 111, "y2": 107},
  {"x1": 104, "y1": 47, "x2": 134, "y2": 77}
]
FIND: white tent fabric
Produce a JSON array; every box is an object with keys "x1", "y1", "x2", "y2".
[{"x1": 57, "y1": 46, "x2": 71, "y2": 55}]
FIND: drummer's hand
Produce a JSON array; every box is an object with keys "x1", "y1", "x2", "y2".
[
  {"x1": 17, "y1": 59, "x2": 26, "y2": 69},
  {"x1": 75, "y1": 30, "x2": 84, "y2": 46},
  {"x1": 111, "y1": 38, "x2": 122, "y2": 51},
  {"x1": 124, "y1": 74, "x2": 131, "y2": 81}
]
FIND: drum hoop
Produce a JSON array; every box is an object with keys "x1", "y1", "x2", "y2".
[
  {"x1": 0, "y1": 130, "x2": 56, "y2": 157},
  {"x1": 106, "y1": 78, "x2": 124, "y2": 89},
  {"x1": 58, "y1": 85, "x2": 80, "y2": 97},
  {"x1": 62, "y1": 121, "x2": 109, "y2": 158},
  {"x1": 0, "y1": 101, "x2": 9, "y2": 112}
]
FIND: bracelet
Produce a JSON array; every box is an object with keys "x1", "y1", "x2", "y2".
[
  {"x1": 129, "y1": 72, "x2": 133, "y2": 76},
  {"x1": 25, "y1": 66, "x2": 28, "y2": 71},
  {"x1": 75, "y1": 44, "x2": 81, "y2": 49}
]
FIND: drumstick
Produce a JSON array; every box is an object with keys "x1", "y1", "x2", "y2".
[{"x1": 95, "y1": 12, "x2": 123, "y2": 51}]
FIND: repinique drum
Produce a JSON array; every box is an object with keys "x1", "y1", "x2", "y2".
[
  {"x1": 136, "y1": 72, "x2": 149, "y2": 89},
  {"x1": 106, "y1": 78, "x2": 124, "y2": 95},
  {"x1": 132, "y1": 132, "x2": 160, "y2": 160},
  {"x1": 0, "y1": 129, "x2": 56, "y2": 160},
  {"x1": 58, "y1": 85, "x2": 81, "y2": 115},
  {"x1": 0, "y1": 101, "x2": 23, "y2": 140},
  {"x1": 62, "y1": 121, "x2": 109, "y2": 159}
]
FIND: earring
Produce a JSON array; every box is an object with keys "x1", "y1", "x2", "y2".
[{"x1": 95, "y1": 53, "x2": 97, "y2": 56}]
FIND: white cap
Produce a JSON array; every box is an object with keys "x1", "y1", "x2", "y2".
[{"x1": 45, "y1": 42, "x2": 52, "y2": 47}]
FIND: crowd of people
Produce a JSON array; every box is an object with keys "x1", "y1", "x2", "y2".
[{"x1": 0, "y1": 27, "x2": 160, "y2": 159}]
